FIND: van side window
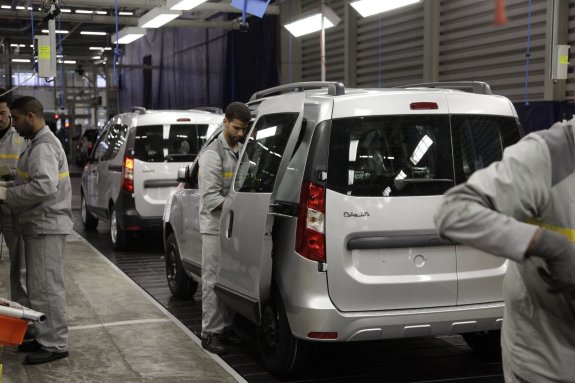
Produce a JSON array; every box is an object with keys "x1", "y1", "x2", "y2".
[
  {"x1": 235, "y1": 113, "x2": 299, "y2": 193},
  {"x1": 101, "y1": 124, "x2": 129, "y2": 161}
]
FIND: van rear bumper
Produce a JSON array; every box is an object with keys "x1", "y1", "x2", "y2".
[
  {"x1": 115, "y1": 190, "x2": 163, "y2": 231},
  {"x1": 278, "y1": 253, "x2": 503, "y2": 342}
]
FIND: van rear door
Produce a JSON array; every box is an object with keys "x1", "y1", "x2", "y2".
[
  {"x1": 325, "y1": 94, "x2": 458, "y2": 311},
  {"x1": 132, "y1": 122, "x2": 215, "y2": 218}
]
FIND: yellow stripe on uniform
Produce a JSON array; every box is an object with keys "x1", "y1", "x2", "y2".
[
  {"x1": 528, "y1": 218, "x2": 575, "y2": 242},
  {"x1": 0, "y1": 154, "x2": 19, "y2": 159},
  {"x1": 16, "y1": 169, "x2": 29, "y2": 179},
  {"x1": 16, "y1": 170, "x2": 70, "y2": 180},
  {"x1": 223, "y1": 171, "x2": 234, "y2": 179}
]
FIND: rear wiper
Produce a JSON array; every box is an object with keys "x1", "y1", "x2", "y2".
[{"x1": 394, "y1": 178, "x2": 453, "y2": 190}]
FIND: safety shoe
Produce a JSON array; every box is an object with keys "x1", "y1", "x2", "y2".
[
  {"x1": 201, "y1": 335, "x2": 229, "y2": 355},
  {"x1": 18, "y1": 340, "x2": 42, "y2": 353},
  {"x1": 24, "y1": 350, "x2": 69, "y2": 365},
  {"x1": 221, "y1": 331, "x2": 243, "y2": 345}
]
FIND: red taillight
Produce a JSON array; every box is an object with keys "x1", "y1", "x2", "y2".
[
  {"x1": 295, "y1": 181, "x2": 326, "y2": 263},
  {"x1": 410, "y1": 102, "x2": 438, "y2": 110},
  {"x1": 307, "y1": 332, "x2": 338, "y2": 340},
  {"x1": 122, "y1": 156, "x2": 134, "y2": 193}
]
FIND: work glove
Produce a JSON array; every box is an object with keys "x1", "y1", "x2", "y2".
[
  {"x1": 527, "y1": 228, "x2": 575, "y2": 297},
  {"x1": 0, "y1": 165, "x2": 11, "y2": 177},
  {"x1": 0, "y1": 180, "x2": 13, "y2": 188},
  {"x1": 0, "y1": 186, "x2": 6, "y2": 201}
]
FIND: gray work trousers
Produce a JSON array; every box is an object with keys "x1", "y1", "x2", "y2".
[
  {"x1": 2, "y1": 205, "x2": 28, "y2": 306},
  {"x1": 24, "y1": 234, "x2": 68, "y2": 352},
  {"x1": 201, "y1": 233, "x2": 234, "y2": 337}
]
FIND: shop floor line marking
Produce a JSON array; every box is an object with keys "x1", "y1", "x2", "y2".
[{"x1": 70, "y1": 318, "x2": 170, "y2": 331}]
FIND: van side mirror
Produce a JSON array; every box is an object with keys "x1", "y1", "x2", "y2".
[{"x1": 177, "y1": 166, "x2": 187, "y2": 183}]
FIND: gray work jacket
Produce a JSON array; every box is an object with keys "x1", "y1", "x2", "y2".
[
  {"x1": 198, "y1": 134, "x2": 242, "y2": 234},
  {"x1": 435, "y1": 122, "x2": 575, "y2": 383},
  {"x1": 0, "y1": 127, "x2": 25, "y2": 176},
  {"x1": 6, "y1": 126, "x2": 73, "y2": 235}
]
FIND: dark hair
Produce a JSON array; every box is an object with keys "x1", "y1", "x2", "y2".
[
  {"x1": 10, "y1": 96, "x2": 44, "y2": 118},
  {"x1": 0, "y1": 88, "x2": 10, "y2": 105},
  {"x1": 225, "y1": 102, "x2": 250, "y2": 123}
]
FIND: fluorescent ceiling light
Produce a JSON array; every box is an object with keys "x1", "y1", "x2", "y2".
[
  {"x1": 15, "y1": 6, "x2": 24, "y2": 10},
  {"x1": 59, "y1": 60, "x2": 77, "y2": 64},
  {"x1": 60, "y1": 8, "x2": 72, "y2": 13},
  {"x1": 42, "y1": 29, "x2": 69, "y2": 34},
  {"x1": 1, "y1": 5, "x2": 11, "y2": 9},
  {"x1": 81, "y1": 31, "x2": 107, "y2": 36},
  {"x1": 350, "y1": 0, "x2": 422, "y2": 18},
  {"x1": 75, "y1": 9, "x2": 94, "y2": 14},
  {"x1": 90, "y1": 47, "x2": 112, "y2": 51},
  {"x1": 409, "y1": 135, "x2": 433, "y2": 165},
  {"x1": 95, "y1": 11, "x2": 107, "y2": 15},
  {"x1": 92, "y1": 56, "x2": 101, "y2": 60},
  {"x1": 284, "y1": 6, "x2": 340, "y2": 37},
  {"x1": 167, "y1": 0, "x2": 208, "y2": 11},
  {"x1": 138, "y1": 7, "x2": 181, "y2": 28},
  {"x1": 111, "y1": 27, "x2": 145, "y2": 44},
  {"x1": 10, "y1": 44, "x2": 26, "y2": 47},
  {"x1": 12, "y1": 59, "x2": 31, "y2": 63},
  {"x1": 118, "y1": 11, "x2": 133, "y2": 16}
]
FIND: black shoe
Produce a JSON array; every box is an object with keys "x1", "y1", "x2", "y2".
[
  {"x1": 221, "y1": 331, "x2": 243, "y2": 345},
  {"x1": 18, "y1": 340, "x2": 42, "y2": 353},
  {"x1": 24, "y1": 350, "x2": 68, "y2": 365},
  {"x1": 201, "y1": 335, "x2": 229, "y2": 355}
]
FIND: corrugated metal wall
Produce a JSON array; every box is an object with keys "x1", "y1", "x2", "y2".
[
  {"x1": 295, "y1": 0, "x2": 558, "y2": 103},
  {"x1": 566, "y1": 0, "x2": 575, "y2": 102},
  {"x1": 356, "y1": 4, "x2": 424, "y2": 87},
  {"x1": 439, "y1": 0, "x2": 547, "y2": 102}
]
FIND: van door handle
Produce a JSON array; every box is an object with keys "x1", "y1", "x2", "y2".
[{"x1": 226, "y1": 210, "x2": 234, "y2": 238}]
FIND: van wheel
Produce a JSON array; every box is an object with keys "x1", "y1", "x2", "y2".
[
  {"x1": 81, "y1": 192, "x2": 98, "y2": 230},
  {"x1": 166, "y1": 233, "x2": 197, "y2": 298},
  {"x1": 462, "y1": 330, "x2": 501, "y2": 356},
  {"x1": 110, "y1": 206, "x2": 129, "y2": 250},
  {"x1": 257, "y1": 288, "x2": 307, "y2": 375}
]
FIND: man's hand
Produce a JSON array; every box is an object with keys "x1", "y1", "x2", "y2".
[
  {"x1": 0, "y1": 186, "x2": 7, "y2": 201},
  {"x1": 527, "y1": 228, "x2": 575, "y2": 296}
]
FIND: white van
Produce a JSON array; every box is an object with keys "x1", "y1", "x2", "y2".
[
  {"x1": 164, "y1": 82, "x2": 522, "y2": 374},
  {"x1": 81, "y1": 108, "x2": 222, "y2": 250}
]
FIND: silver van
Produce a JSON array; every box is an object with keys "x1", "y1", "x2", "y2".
[
  {"x1": 81, "y1": 108, "x2": 222, "y2": 250},
  {"x1": 163, "y1": 82, "x2": 522, "y2": 374}
]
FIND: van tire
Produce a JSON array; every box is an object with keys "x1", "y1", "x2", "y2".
[
  {"x1": 165, "y1": 233, "x2": 197, "y2": 298},
  {"x1": 462, "y1": 330, "x2": 501, "y2": 356},
  {"x1": 257, "y1": 288, "x2": 307, "y2": 375},
  {"x1": 110, "y1": 205, "x2": 129, "y2": 250},
  {"x1": 81, "y1": 192, "x2": 98, "y2": 230}
]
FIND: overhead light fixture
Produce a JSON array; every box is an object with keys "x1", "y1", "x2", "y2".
[
  {"x1": 60, "y1": 8, "x2": 72, "y2": 13},
  {"x1": 90, "y1": 46, "x2": 112, "y2": 51},
  {"x1": 284, "y1": 6, "x2": 340, "y2": 37},
  {"x1": 81, "y1": 31, "x2": 107, "y2": 36},
  {"x1": 42, "y1": 29, "x2": 69, "y2": 34},
  {"x1": 75, "y1": 9, "x2": 94, "y2": 14},
  {"x1": 12, "y1": 59, "x2": 31, "y2": 63},
  {"x1": 95, "y1": 11, "x2": 107, "y2": 15},
  {"x1": 167, "y1": 0, "x2": 208, "y2": 11},
  {"x1": 92, "y1": 56, "x2": 101, "y2": 60},
  {"x1": 111, "y1": 27, "x2": 145, "y2": 44},
  {"x1": 350, "y1": 0, "x2": 422, "y2": 18},
  {"x1": 118, "y1": 11, "x2": 133, "y2": 16},
  {"x1": 1, "y1": 5, "x2": 11, "y2": 9},
  {"x1": 15, "y1": 6, "x2": 24, "y2": 10},
  {"x1": 10, "y1": 44, "x2": 26, "y2": 47},
  {"x1": 138, "y1": 7, "x2": 181, "y2": 28}
]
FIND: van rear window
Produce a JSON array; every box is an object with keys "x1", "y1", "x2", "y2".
[
  {"x1": 327, "y1": 115, "x2": 520, "y2": 197},
  {"x1": 133, "y1": 124, "x2": 215, "y2": 162}
]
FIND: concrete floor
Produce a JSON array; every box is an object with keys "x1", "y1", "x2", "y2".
[{"x1": 0, "y1": 230, "x2": 240, "y2": 383}]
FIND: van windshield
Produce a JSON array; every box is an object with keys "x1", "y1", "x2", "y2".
[
  {"x1": 327, "y1": 115, "x2": 520, "y2": 197},
  {"x1": 133, "y1": 124, "x2": 214, "y2": 162}
]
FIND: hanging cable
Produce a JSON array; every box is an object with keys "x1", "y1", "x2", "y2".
[
  {"x1": 524, "y1": 0, "x2": 532, "y2": 106},
  {"x1": 58, "y1": 16, "x2": 64, "y2": 109},
  {"x1": 113, "y1": 0, "x2": 120, "y2": 85},
  {"x1": 378, "y1": 14, "x2": 382, "y2": 88}
]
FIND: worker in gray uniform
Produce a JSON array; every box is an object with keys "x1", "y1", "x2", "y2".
[
  {"x1": 0, "y1": 96, "x2": 73, "y2": 365},
  {"x1": 435, "y1": 121, "x2": 575, "y2": 383},
  {"x1": 0, "y1": 89, "x2": 26, "y2": 306},
  {"x1": 198, "y1": 101, "x2": 251, "y2": 355}
]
